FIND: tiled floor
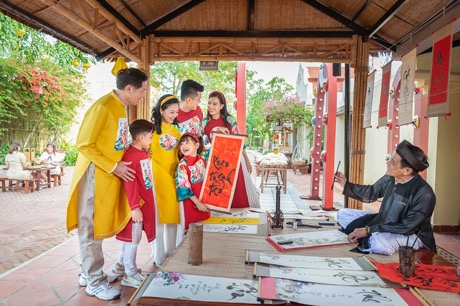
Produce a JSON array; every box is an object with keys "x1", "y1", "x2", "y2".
[{"x1": 0, "y1": 151, "x2": 458, "y2": 305}]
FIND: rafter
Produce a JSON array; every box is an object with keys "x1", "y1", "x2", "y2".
[
  {"x1": 96, "y1": 0, "x2": 140, "y2": 34},
  {"x1": 299, "y1": 0, "x2": 395, "y2": 51},
  {"x1": 116, "y1": 0, "x2": 147, "y2": 27},
  {"x1": 40, "y1": 0, "x2": 142, "y2": 63},
  {"x1": 368, "y1": 0, "x2": 408, "y2": 39}
]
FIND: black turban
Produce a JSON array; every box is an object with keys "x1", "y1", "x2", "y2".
[{"x1": 396, "y1": 140, "x2": 429, "y2": 172}]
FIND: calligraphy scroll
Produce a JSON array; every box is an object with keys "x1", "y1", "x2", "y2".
[
  {"x1": 200, "y1": 133, "x2": 246, "y2": 212},
  {"x1": 142, "y1": 271, "x2": 260, "y2": 304},
  {"x1": 258, "y1": 277, "x2": 418, "y2": 306},
  {"x1": 428, "y1": 22, "x2": 453, "y2": 117},
  {"x1": 363, "y1": 71, "x2": 376, "y2": 128},
  {"x1": 254, "y1": 264, "x2": 387, "y2": 287},
  {"x1": 399, "y1": 48, "x2": 417, "y2": 125},
  {"x1": 246, "y1": 251, "x2": 375, "y2": 270},
  {"x1": 266, "y1": 229, "x2": 350, "y2": 251},
  {"x1": 378, "y1": 61, "x2": 392, "y2": 127}
]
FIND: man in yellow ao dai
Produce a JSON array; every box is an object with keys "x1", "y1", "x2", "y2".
[{"x1": 66, "y1": 68, "x2": 148, "y2": 301}]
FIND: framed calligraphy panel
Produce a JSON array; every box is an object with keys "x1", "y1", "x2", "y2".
[{"x1": 200, "y1": 133, "x2": 246, "y2": 212}]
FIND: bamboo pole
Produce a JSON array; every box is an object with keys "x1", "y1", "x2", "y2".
[{"x1": 349, "y1": 36, "x2": 369, "y2": 210}]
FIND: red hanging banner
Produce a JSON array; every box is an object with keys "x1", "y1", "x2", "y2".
[
  {"x1": 378, "y1": 61, "x2": 392, "y2": 127},
  {"x1": 428, "y1": 22, "x2": 453, "y2": 117}
]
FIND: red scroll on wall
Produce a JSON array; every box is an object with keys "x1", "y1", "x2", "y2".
[
  {"x1": 200, "y1": 133, "x2": 246, "y2": 212},
  {"x1": 428, "y1": 22, "x2": 453, "y2": 117},
  {"x1": 378, "y1": 61, "x2": 392, "y2": 127}
]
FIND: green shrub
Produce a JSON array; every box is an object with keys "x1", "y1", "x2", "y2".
[
  {"x1": 59, "y1": 139, "x2": 78, "y2": 166},
  {"x1": 0, "y1": 144, "x2": 9, "y2": 165}
]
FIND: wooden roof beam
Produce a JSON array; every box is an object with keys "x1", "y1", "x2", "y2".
[
  {"x1": 116, "y1": 0, "x2": 147, "y2": 27},
  {"x1": 96, "y1": 0, "x2": 141, "y2": 33},
  {"x1": 150, "y1": 30, "x2": 356, "y2": 38},
  {"x1": 247, "y1": 0, "x2": 255, "y2": 31},
  {"x1": 300, "y1": 0, "x2": 368, "y2": 35},
  {"x1": 41, "y1": 0, "x2": 142, "y2": 64},
  {"x1": 368, "y1": 0, "x2": 408, "y2": 39},
  {"x1": 84, "y1": 0, "x2": 141, "y2": 44},
  {"x1": 351, "y1": 0, "x2": 372, "y2": 22},
  {"x1": 140, "y1": 0, "x2": 205, "y2": 38},
  {"x1": 299, "y1": 0, "x2": 395, "y2": 51},
  {"x1": 96, "y1": 30, "x2": 355, "y2": 59}
]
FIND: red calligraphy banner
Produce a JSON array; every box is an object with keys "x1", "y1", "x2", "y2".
[
  {"x1": 373, "y1": 261, "x2": 460, "y2": 293},
  {"x1": 200, "y1": 133, "x2": 246, "y2": 212},
  {"x1": 378, "y1": 61, "x2": 392, "y2": 127},
  {"x1": 428, "y1": 22, "x2": 453, "y2": 117}
]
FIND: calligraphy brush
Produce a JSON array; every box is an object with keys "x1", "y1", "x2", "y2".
[
  {"x1": 395, "y1": 238, "x2": 401, "y2": 247},
  {"x1": 331, "y1": 161, "x2": 341, "y2": 190},
  {"x1": 410, "y1": 222, "x2": 428, "y2": 248},
  {"x1": 406, "y1": 235, "x2": 410, "y2": 248}
]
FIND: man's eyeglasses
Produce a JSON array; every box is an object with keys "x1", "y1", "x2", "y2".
[{"x1": 385, "y1": 153, "x2": 392, "y2": 161}]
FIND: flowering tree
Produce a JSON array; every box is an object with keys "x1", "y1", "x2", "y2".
[
  {"x1": 263, "y1": 95, "x2": 313, "y2": 127},
  {"x1": 0, "y1": 13, "x2": 89, "y2": 147}
]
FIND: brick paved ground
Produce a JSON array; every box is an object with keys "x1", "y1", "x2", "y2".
[{"x1": 0, "y1": 168, "x2": 76, "y2": 274}]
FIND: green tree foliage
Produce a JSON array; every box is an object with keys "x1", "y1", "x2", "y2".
[
  {"x1": 150, "y1": 61, "x2": 238, "y2": 106},
  {"x1": 0, "y1": 13, "x2": 90, "y2": 152},
  {"x1": 0, "y1": 13, "x2": 92, "y2": 71},
  {"x1": 263, "y1": 95, "x2": 312, "y2": 127}
]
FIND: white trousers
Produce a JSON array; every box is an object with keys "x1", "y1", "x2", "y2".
[
  {"x1": 337, "y1": 208, "x2": 424, "y2": 255},
  {"x1": 77, "y1": 164, "x2": 107, "y2": 286},
  {"x1": 118, "y1": 221, "x2": 143, "y2": 276}
]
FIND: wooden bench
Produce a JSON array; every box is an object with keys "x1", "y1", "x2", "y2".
[{"x1": 0, "y1": 177, "x2": 39, "y2": 193}]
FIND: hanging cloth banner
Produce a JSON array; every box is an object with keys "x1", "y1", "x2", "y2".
[
  {"x1": 398, "y1": 48, "x2": 417, "y2": 125},
  {"x1": 428, "y1": 22, "x2": 453, "y2": 117},
  {"x1": 378, "y1": 61, "x2": 392, "y2": 127},
  {"x1": 363, "y1": 70, "x2": 375, "y2": 128}
]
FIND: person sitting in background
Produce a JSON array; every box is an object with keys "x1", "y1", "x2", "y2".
[
  {"x1": 5, "y1": 140, "x2": 33, "y2": 180},
  {"x1": 35, "y1": 142, "x2": 63, "y2": 174}
]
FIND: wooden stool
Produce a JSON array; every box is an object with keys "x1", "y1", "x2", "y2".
[{"x1": 51, "y1": 174, "x2": 62, "y2": 186}]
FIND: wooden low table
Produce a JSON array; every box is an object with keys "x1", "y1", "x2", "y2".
[
  {"x1": 259, "y1": 163, "x2": 288, "y2": 193},
  {"x1": 132, "y1": 224, "x2": 458, "y2": 305}
]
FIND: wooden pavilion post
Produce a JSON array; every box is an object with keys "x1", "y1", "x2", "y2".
[
  {"x1": 349, "y1": 36, "x2": 369, "y2": 210},
  {"x1": 132, "y1": 35, "x2": 151, "y2": 121}
]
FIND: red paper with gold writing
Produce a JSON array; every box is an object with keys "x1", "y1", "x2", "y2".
[
  {"x1": 200, "y1": 134, "x2": 245, "y2": 212},
  {"x1": 373, "y1": 261, "x2": 460, "y2": 293},
  {"x1": 429, "y1": 35, "x2": 451, "y2": 105}
]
